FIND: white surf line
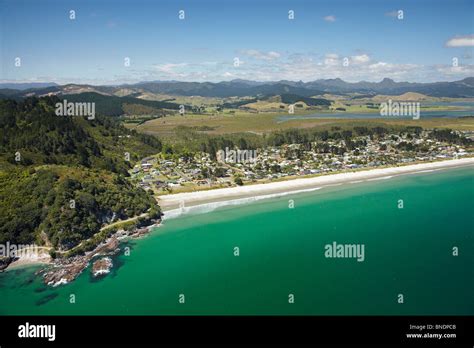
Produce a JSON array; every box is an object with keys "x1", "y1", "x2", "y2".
[
  {"x1": 397, "y1": 162, "x2": 474, "y2": 177},
  {"x1": 367, "y1": 175, "x2": 395, "y2": 181},
  {"x1": 158, "y1": 158, "x2": 474, "y2": 216},
  {"x1": 161, "y1": 186, "x2": 323, "y2": 221}
]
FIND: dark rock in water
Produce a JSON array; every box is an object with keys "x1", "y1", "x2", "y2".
[
  {"x1": 41, "y1": 236, "x2": 121, "y2": 286},
  {"x1": 42, "y1": 256, "x2": 89, "y2": 287},
  {"x1": 92, "y1": 257, "x2": 113, "y2": 277},
  {"x1": 0, "y1": 257, "x2": 15, "y2": 272},
  {"x1": 35, "y1": 293, "x2": 59, "y2": 306},
  {"x1": 34, "y1": 286, "x2": 48, "y2": 293},
  {"x1": 39, "y1": 220, "x2": 159, "y2": 286}
]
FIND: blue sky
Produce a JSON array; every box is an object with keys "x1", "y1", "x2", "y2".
[{"x1": 1, "y1": 0, "x2": 473, "y2": 84}]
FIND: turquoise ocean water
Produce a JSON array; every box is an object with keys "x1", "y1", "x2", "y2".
[{"x1": 0, "y1": 166, "x2": 472, "y2": 315}]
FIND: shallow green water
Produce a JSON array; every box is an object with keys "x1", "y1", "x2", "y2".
[{"x1": 0, "y1": 166, "x2": 473, "y2": 315}]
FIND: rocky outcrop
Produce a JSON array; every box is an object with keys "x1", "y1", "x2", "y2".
[
  {"x1": 38, "y1": 219, "x2": 159, "y2": 286},
  {"x1": 41, "y1": 256, "x2": 89, "y2": 287},
  {"x1": 40, "y1": 237, "x2": 120, "y2": 286},
  {"x1": 0, "y1": 256, "x2": 15, "y2": 272},
  {"x1": 92, "y1": 257, "x2": 113, "y2": 277},
  {"x1": 130, "y1": 228, "x2": 150, "y2": 238}
]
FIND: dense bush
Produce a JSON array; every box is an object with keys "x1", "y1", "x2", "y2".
[{"x1": 0, "y1": 97, "x2": 162, "y2": 250}]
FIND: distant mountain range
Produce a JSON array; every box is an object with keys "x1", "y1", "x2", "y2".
[
  {"x1": 0, "y1": 82, "x2": 59, "y2": 90},
  {"x1": 1, "y1": 77, "x2": 473, "y2": 98},
  {"x1": 0, "y1": 78, "x2": 472, "y2": 117}
]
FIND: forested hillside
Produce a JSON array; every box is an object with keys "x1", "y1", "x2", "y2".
[
  {"x1": 64, "y1": 92, "x2": 182, "y2": 116},
  {"x1": 0, "y1": 97, "x2": 161, "y2": 250},
  {"x1": 279, "y1": 94, "x2": 331, "y2": 106},
  {"x1": 0, "y1": 97, "x2": 162, "y2": 174}
]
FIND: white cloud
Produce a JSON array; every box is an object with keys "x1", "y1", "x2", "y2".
[
  {"x1": 324, "y1": 53, "x2": 339, "y2": 66},
  {"x1": 5, "y1": 51, "x2": 471, "y2": 85},
  {"x1": 240, "y1": 49, "x2": 281, "y2": 61},
  {"x1": 446, "y1": 35, "x2": 474, "y2": 47},
  {"x1": 351, "y1": 54, "x2": 370, "y2": 64},
  {"x1": 368, "y1": 62, "x2": 388, "y2": 69},
  {"x1": 153, "y1": 63, "x2": 188, "y2": 73},
  {"x1": 436, "y1": 64, "x2": 474, "y2": 76},
  {"x1": 323, "y1": 15, "x2": 336, "y2": 22},
  {"x1": 225, "y1": 52, "x2": 426, "y2": 82}
]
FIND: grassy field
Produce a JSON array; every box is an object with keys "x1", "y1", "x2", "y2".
[
  {"x1": 127, "y1": 110, "x2": 474, "y2": 142},
  {"x1": 328, "y1": 101, "x2": 467, "y2": 113},
  {"x1": 137, "y1": 93, "x2": 253, "y2": 106}
]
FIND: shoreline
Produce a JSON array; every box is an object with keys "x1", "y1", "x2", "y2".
[
  {"x1": 7, "y1": 257, "x2": 51, "y2": 270},
  {"x1": 3, "y1": 219, "x2": 160, "y2": 282},
  {"x1": 158, "y1": 157, "x2": 474, "y2": 215},
  {"x1": 3, "y1": 248, "x2": 52, "y2": 271},
  {"x1": 3, "y1": 158, "x2": 472, "y2": 283}
]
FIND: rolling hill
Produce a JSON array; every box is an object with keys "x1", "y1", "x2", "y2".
[{"x1": 2, "y1": 77, "x2": 473, "y2": 101}]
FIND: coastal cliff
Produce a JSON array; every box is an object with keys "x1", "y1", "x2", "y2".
[
  {"x1": 0, "y1": 97, "x2": 163, "y2": 284},
  {"x1": 39, "y1": 215, "x2": 161, "y2": 287}
]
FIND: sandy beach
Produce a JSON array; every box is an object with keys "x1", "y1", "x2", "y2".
[
  {"x1": 6, "y1": 247, "x2": 52, "y2": 270},
  {"x1": 158, "y1": 157, "x2": 474, "y2": 214}
]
